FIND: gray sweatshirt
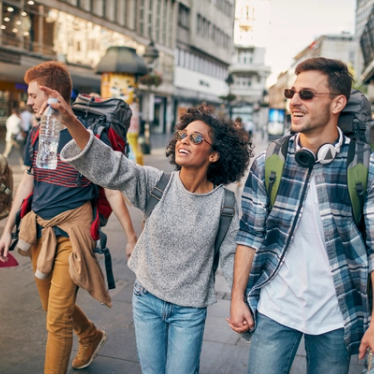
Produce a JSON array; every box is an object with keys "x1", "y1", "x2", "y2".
[{"x1": 61, "y1": 131, "x2": 238, "y2": 308}]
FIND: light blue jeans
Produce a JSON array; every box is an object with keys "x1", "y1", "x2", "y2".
[
  {"x1": 132, "y1": 280, "x2": 207, "y2": 374},
  {"x1": 248, "y1": 313, "x2": 351, "y2": 374}
]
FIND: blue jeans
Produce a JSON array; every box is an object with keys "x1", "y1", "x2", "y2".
[
  {"x1": 132, "y1": 280, "x2": 207, "y2": 374},
  {"x1": 247, "y1": 313, "x2": 351, "y2": 374}
]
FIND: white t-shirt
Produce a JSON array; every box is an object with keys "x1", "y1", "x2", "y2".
[
  {"x1": 20, "y1": 110, "x2": 32, "y2": 132},
  {"x1": 5, "y1": 114, "x2": 21, "y2": 142},
  {"x1": 257, "y1": 175, "x2": 344, "y2": 335}
]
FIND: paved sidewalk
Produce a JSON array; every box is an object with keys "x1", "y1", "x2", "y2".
[{"x1": 0, "y1": 133, "x2": 366, "y2": 373}]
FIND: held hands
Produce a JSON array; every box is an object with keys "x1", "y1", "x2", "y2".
[
  {"x1": 38, "y1": 86, "x2": 76, "y2": 126},
  {"x1": 226, "y1": 298, "x2": 254, "y2": 333},
  {"x1": 359, "y1": 324, "x2": 374, "y2": 359}
]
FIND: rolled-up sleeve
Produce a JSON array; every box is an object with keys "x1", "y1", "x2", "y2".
[{"x1": 236, "y1": 152, "x2": 268, "y2": 250}]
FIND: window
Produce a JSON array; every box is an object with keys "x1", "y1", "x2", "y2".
[
  {"x1": 92, "y1": 0, "x2": 103, "y2": 16},
  {"x1": 139, "y1": 0, "x2": 145, "y2": 36},
  {"x1": 178, "y1": 4, "x2": 189, "y2": 29},
  {"x1": 148, "y1": 0, "x2": 153, "y2": 39},
  {"x1": 167, "y1": 0, "x2": 172, "y2": 46},
  {"x1": 156, "y1": 0, "x2": 161, "y2": 41},
  {"x1": 179, "y1": 49, "x2": 185, "y2": 67},
  {"x1": 197, "y1": 14, "x2": 202, "y2": 34},
  {"x1": 162, "y1": 0, "x2": 167, "y2": 44}
]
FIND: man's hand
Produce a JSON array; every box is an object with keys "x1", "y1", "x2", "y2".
[
  {"x1": 0, "y1": 231, "x2": 12, "y2": 262},
  {"x1": 226, "y1": 299, "x2": 254, "y2": 333},
  {"x1": 359, "y1": 324, "x2": 374, "y2": 359}
]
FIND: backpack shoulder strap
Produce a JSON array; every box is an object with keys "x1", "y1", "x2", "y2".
[
  {"x1": 346, "y1": 139, "x2": 371, "y2": 227},
  {"x1": 213, "y1": 188, "x2": 235, "y2": 273},
  {"x1": 27, "y1": 125, "x2": 39, "y2": 175},
  {"x1": 144, "y1": 173, "x2": 171, "y2": 220},
  {"x1": 265, "y1": 135, "x2": 290, "y2": 210}
]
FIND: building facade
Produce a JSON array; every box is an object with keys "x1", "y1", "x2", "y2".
[
  {"x1": 173, "y1": 0, "x2": 235, "y2": 120},
  {"x1": 358, "y1": 1, "x2": 374, "y2": 104},
  {"x1": 0, "y1": 0, "x2": 176, "y2": 134},
  {"x1": 355, "y1": 0, "x2": 374, "y2": 84},
  {"x1": 229, "y1": 0, "x2": 270, "y2": 125}
]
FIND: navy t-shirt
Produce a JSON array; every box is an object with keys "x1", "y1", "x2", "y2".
[{"x1": 24, "y1": 125, "x2": 110, "y2": 220}]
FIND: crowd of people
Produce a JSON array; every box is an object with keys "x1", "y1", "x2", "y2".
[{"x1": 0, "y1": 56, "x2": 374, "y2": 374}]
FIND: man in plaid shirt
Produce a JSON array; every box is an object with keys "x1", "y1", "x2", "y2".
[{"x1": 227, "y1": 57, "x2": 374, "y2": 373}]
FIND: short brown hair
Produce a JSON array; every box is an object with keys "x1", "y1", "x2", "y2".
[
  {"x1": 295, "y1": 57, "x2": 353, "y2": 101},
  {"x1": 24, "y1": 61, "x2": 72, "y2": 103}
]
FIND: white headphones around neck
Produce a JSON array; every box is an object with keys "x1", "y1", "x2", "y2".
[{"x1": 295, "y1": 128, "x2": 343, "y2": 168}]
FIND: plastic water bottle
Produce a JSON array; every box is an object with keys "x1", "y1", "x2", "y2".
[{"x1": 36, "y1": 98, "x2": 61, "y2": 170}]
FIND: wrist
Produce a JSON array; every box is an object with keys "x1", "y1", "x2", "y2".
[
  {"x1": 126, "y1": 233, "x2": 137, "y2": 243},
  {"x1": 231, "y1": 292, "x2": 246, "y2": 303}
]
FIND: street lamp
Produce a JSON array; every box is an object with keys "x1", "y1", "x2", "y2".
[
  {"x1": 139, "y1": 40, "x2": 160, "y2": 154},
  {"x1": 143, "y1": 41, "x2": 159, "y2": 71}
]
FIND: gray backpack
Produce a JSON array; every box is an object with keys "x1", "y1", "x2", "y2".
[{"x1": 338, "y1": 89, "x2": 374, "y2": 146}]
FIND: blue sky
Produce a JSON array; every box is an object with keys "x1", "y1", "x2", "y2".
[{"x1": 266, "y1": 0, "x2": 356, "y2": 85}]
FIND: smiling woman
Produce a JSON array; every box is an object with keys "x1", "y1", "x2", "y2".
[
  {"x1": 167, "y1": 106, "x2": 252, "y2": 186},
  {"x1": 59, "y1": 103, "x2": 252, "y2": 374}
]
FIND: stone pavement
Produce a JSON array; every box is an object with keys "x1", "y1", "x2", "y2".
[{"x1": 0, "y1": 132, "x2": 366, "y2": 373}]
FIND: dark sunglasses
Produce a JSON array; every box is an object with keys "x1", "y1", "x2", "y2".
[
  {"x1": 174, "y1": 130, "x2": 213, "y2": 147},
  {"x1": 284, "y1": 88, "x2": 334, "y2": 100}
]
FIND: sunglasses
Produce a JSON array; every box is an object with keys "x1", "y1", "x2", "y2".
[
  {"x1": 174, "y1": 130, "x2": 213, "y2": 147},
  {"x1": 284, "y1": 88, "x2": 334, "y2": 100}
]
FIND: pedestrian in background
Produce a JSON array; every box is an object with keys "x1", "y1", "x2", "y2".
[
  {"x1": 228, "y1": 57, "x2": 374, "y2": 373},
  {"x1": 3, "y1": 107, "x2": 22, "y2": 164},
  {"x1": 19, "y1": 101, "x2": 33, "y2": 161},
  {"x1": 42, "y1": 94, "x2": 252, "y2": 374},
  {"x1": 0, "y1": 61, "x2": 138, "y2": 374}
]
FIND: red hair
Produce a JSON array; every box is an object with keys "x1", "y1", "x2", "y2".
[{"x1": 24, "y1": 61, "x2": 72, "y2": 103}]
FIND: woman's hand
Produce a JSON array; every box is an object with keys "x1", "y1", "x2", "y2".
[{"x1": 38, "y1": 86, "x2": 76, "y2": 126}]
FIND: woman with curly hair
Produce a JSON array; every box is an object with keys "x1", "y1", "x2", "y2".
[{"x1": 40, "y1": 87, "x2": 252, "y2": 374}]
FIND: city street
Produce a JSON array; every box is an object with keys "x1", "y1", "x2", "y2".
[{"x1": 0, "y1": 132, "x2": 366, "y2": 374}]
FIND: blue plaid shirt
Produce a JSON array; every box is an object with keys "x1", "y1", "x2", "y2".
[{"x1": 237, "y1": 135, "x2": 374, "y2": 354}]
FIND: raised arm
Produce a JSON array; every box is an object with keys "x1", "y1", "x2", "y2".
[{"x1": 38, "y1": 86, "x2": 90, "y2": 150}]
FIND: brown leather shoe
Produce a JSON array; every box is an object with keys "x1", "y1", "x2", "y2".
[{"x1": 72, "y1": 330, "x2": 107, "y2": 370}]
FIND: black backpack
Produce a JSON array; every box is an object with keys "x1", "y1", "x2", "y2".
[{"x1": 13, "y1": 95, "x2": 133, "y2": 290}]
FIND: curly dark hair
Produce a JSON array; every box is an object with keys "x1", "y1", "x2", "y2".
[{"x1": 166, "y1": 106, "x2": 254, "y2": 185}]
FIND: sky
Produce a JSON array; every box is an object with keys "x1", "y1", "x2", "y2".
[{"x1": 266, "y1": 0, "x2": 357, "y2": 86}]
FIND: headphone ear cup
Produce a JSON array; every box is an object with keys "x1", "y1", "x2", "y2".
[
  {"x1": 295, "y1": 148, "x2": 316, "y2": 168},
  {"x1": 317, "y1": 143, "x2": 337, "y2": 165}
]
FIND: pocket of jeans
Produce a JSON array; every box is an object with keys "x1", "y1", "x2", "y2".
[{"x1": 133, "y1": 279, "x2": 147, "y2": 296}]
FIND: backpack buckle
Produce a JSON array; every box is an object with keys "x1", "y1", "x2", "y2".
[
  {"x1": 150, "y1": 187, "x2": 163, "y2": 201},
  {"x1": 221, "y1": 205, "x2": 235, "y2": 217}
]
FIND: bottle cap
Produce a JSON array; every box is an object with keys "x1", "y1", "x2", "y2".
[{"x1": 47, "y1": 98, "x2": 58, "y2": 104}]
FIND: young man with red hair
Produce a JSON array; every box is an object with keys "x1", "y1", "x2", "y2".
[{"x1": 0, "y1": 61, "x2": 137, "y2": 373}]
